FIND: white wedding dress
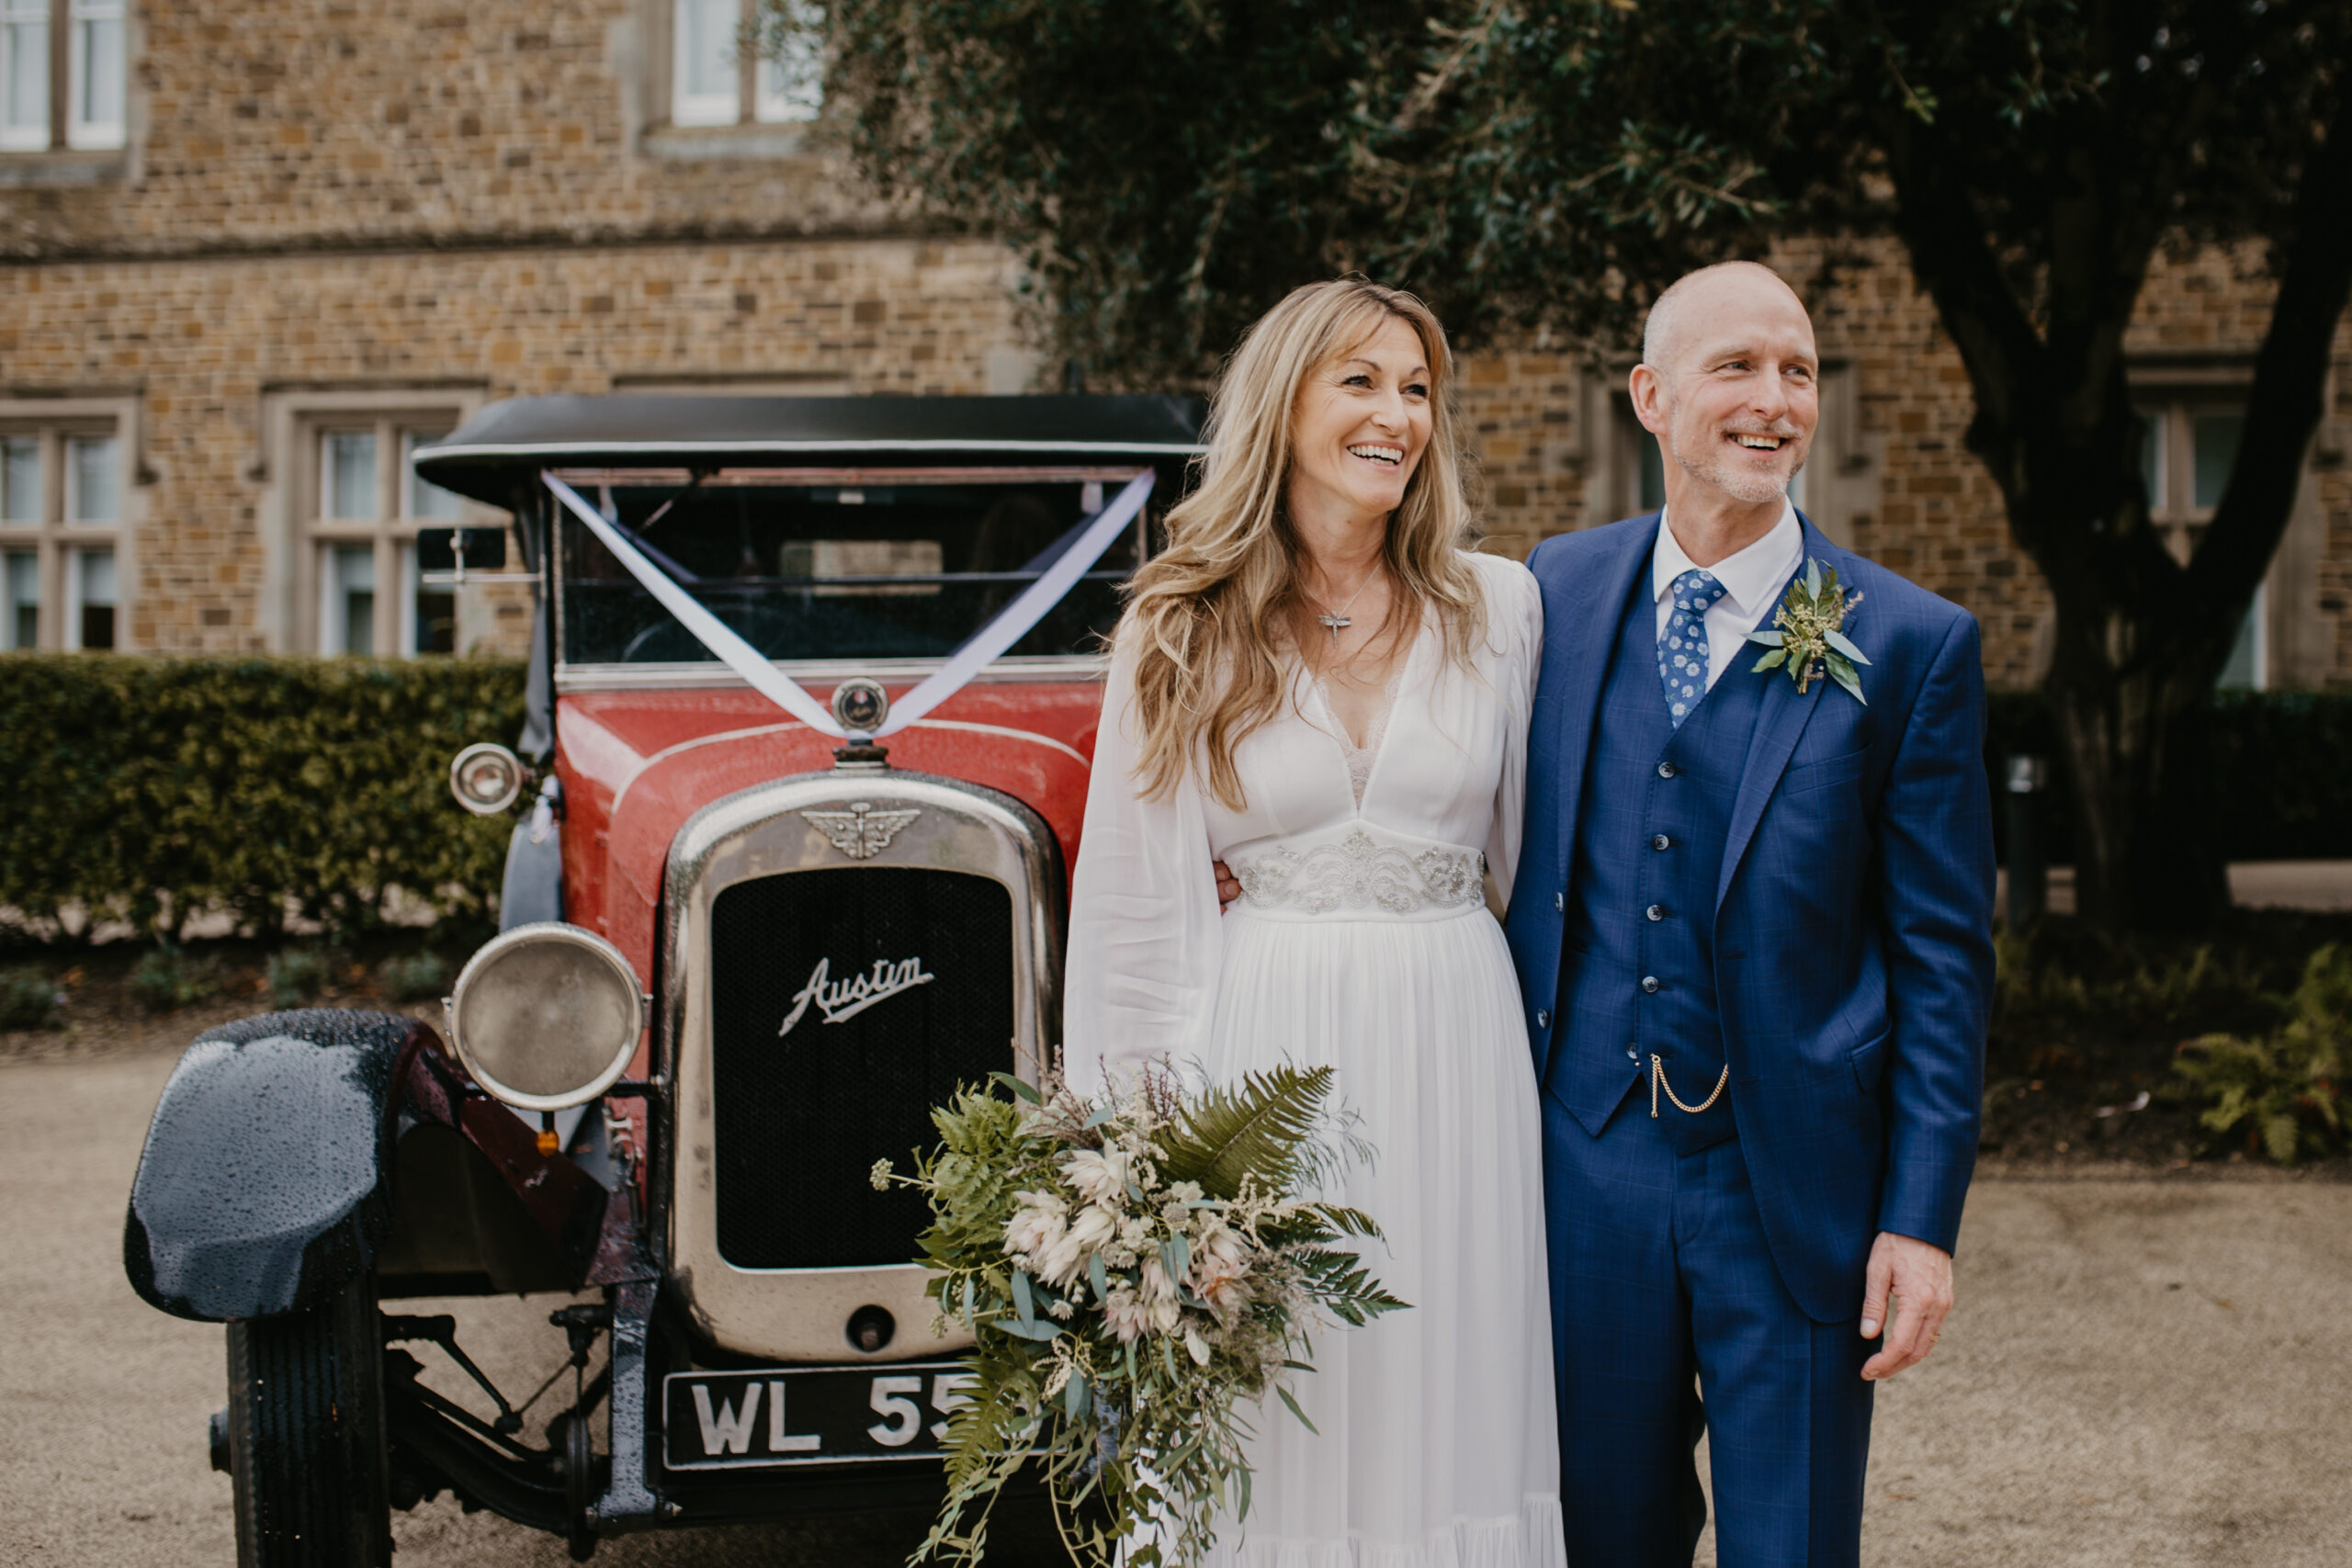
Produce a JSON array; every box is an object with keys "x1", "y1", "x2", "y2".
[{"x1": 1064, "y1": 550, "x2": 1566, "y2": 1568}]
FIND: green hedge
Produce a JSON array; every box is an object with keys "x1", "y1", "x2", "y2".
[
  {"x1": 1985, "y1": 690, "x2": 2352, "y2": 865},
  {"x1": 0, "y1": 655, "x2": 525, "y2": 941}
]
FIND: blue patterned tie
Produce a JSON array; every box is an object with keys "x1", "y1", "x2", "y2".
[{"x1": 1658, "y1": 568, "x2": 1729, "y2": 728}]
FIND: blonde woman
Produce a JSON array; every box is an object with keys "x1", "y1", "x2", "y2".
[{"x1": 1063, "y1": 279, "x2": 1563, "y2": 1568}]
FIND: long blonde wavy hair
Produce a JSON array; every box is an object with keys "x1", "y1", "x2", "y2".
[{"x1": 1114, "y1": 277, "x2": 1485, "y2": 810}]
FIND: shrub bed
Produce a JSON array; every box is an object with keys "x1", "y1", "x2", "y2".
[{"x1": 0, "y1": 655, "x2": 524, "y2": 942}]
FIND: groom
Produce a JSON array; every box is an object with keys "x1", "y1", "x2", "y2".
[{"x1": 1509, "y1": 261, "x2": 1994, "y2": 1565}]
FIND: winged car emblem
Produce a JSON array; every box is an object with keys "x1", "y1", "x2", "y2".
[{"x1": 801, "y1": 802, "x2": 922, "y2": 861}]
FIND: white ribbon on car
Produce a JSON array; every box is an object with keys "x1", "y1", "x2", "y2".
[{"x1": 542, "y1": 468, "x2": 1154, "y2": 738}]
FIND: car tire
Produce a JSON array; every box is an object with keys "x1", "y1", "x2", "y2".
[{"x1": 224, "y1": 1277, "x2": 393, "y2": 1568}]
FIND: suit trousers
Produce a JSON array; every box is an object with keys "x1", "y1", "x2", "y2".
[{"x1": 1544, "y1": 1090, "x2": 1875, "y2": 1568}]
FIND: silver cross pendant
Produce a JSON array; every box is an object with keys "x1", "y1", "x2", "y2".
[{"x1": 1318, "y1": 613, "x2": 1350, "y2": 646}]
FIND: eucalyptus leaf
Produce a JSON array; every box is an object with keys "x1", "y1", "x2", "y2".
[
  {"x1": 1745, "y1": 627, "x2": 1786, "y2": 648},
  {"x1": 1804, "y1": 558, "x2": 1822, "y2": 601},
  {"x1": 1826, "y1": 654, "x2": 1867, "y2": 705},
  {"x1": 1822, "y1": 626, "x2": 1871, "y2": 665},
  {"x1": 1275, "y1": 1384, "x2": 1318, "y2": 1434},
  {"x1": 1013, "y1": 1269, "x2": 1036, "y2": 1327},
  {"x1": 1752, "y1": 649, "x2": 1790, "y2": 671},
  {"x1": 997, "y1": 1318, "x2": 1063, "y2": 1341},
  {"x1": 989, "y1": 1070, "x2": 1043, "y2": 1105}
]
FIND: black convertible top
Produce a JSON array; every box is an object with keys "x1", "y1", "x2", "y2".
[{"x1": 413, "y1": 393, "x2": 1205, "y2": 506}]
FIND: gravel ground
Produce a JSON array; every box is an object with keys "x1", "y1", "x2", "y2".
[{"x1": 4, "y1": 1036, "x2": 2346, "y2": 1568}]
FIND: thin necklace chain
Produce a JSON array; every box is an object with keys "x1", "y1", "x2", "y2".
[{"x1": 1308, "y1": 566, "x2": 1385, "y2": 648}]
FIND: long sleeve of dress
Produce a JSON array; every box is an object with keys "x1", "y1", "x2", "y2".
[
  {"x1": 1481, "y1": 556, "x2": 1544, "y2": 918},
  {"x1": 1059, "y1": 640, "x2": 1227, "y2": 1100}
]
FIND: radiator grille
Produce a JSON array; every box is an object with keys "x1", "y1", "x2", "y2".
[{"x1": 708, "y1": 867, "x2": 1015, "y2": 1269}]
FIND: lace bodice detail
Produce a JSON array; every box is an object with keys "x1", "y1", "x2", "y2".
[{"x1": 1317, "y1": 674, "x2": 1399, "y2": 807}]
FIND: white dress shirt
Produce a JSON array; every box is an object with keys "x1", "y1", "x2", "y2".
[{"x1": 1651, "y1": 502, "x2": 1804, "y2": 694}]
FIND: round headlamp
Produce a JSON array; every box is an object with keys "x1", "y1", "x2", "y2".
[
  {"x1": 443, "y1": 922, "x2": 644, "y2": 1111},
  {"x1": 450, "y1": 742, "x2": 526, "y2": 816}
]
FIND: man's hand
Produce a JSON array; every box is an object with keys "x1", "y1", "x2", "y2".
[
  {"x1": 1859, "y1": 1231, "x2": 1953, "y2": 1382},
  {"x1": 1214, "y1": 860, "x2": 1240, "y2": 908}
]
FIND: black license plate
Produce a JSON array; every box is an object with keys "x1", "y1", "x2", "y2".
[{"x1": 662, "y1": 1362, "x2": 975, "y2": 1471}]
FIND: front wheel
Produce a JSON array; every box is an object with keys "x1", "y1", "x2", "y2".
[{"x1": 224, "y1": 1277, "x2": 392, "y2": 1567}]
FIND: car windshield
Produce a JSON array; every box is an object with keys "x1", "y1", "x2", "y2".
[{"x1": 555, "y1": 470, "x2": 1148, "y2": 665}]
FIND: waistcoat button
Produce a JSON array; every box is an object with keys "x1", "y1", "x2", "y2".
[
  {"x1": 1536, "y1": 1010, "x2": 1549, "y2": 1029},
  {"x1": 1657, "y1": 761, "x2": 1677, "y2": 779},
  {"x1": 1641, "y1": 976, "x2": 1660, "y2": 993},
  {"x1": 1646, "y1": 904, "x2": 1666, "y2": 921},
  {"x1": 1626, "y1": 1044, "x2": 1640, "y2": 1060},
  {"x1": 1652, "y1": 834, "x2": 1671, "y2": 851},
  {"x1": 1555, "y1": 892, "x2": 1566, "y2": 911}
]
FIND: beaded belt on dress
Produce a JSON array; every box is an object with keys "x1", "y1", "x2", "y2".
[{"x1": 1225, "y1": 822, "x2": 1487, "y2": 921}]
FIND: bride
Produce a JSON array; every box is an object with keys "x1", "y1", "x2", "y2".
[{"x1": 1062, "y1": 278, "x2": 1564, "y2": 1568}]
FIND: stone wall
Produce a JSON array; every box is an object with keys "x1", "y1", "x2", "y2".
[
  {"x1": 5, "y1": 0, "x2": 2346, "y2": 685},
  {"x1": 1, "y1": 238, "x2": 1023, "y2": 653}
]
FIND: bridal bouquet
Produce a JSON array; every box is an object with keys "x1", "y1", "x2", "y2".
[{"x1": 870, "y1": 1064, "x2": 1406, "y2": 1568}]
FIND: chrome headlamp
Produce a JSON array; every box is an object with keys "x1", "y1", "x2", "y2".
[
  {"x1": 443, "y1": 923, "x2": 644, "y2": 1111},
  {"x1": 449, "y1": 742, "x2": 526, "y2": 816}
]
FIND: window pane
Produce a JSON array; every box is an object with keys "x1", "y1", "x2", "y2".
[
  {"x1": 72, "y1": 2, "x2": 123, "y2": 131},
  {"x1": 2217, "y1": 587, "x2": 2262, "y2": 691},
  {"x1": 75, "y1": 547, "x2": 115, "y2": 650},
  {"x1": 324, "y1": 544, "x2": 376, "y2": 656},
  {"x1": 405, "y1": 542, "x2": 457, "y2": 656},
  {"x1": 322, "y1": 432, "x2": 378, "y2": 520},
  {"x1": 2193, "y1": 412, "x2": 2244, "y2": 513},
  {"x1": 755, "y1": 1, "x2": 823, "y2": 124},
  {"x1": 673, "y1": 0, "x2": 740, "y2": 124},
  {"x1": 2139, "y1": 408, "x2": 2165, "y2": 512},
  {"x1": 1, "y1": 436, "x2": 38, "y2": 524},
  {"x1": 68, "y1": 435, "x2": 119, "y2": 524},
  {"x1": 402, "y1": 431, "x2": 463, "y2": 519},
  {"x1": 3, "y1": 551, "x2": 36, "y2": 649},
  {"x1": 2, "y1": 14, "x2": 48, "y2": 146}
]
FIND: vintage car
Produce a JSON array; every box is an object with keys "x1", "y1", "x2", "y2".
[{"x1": 121, "y1": 392, "x2": 1201, "y2": 1563}]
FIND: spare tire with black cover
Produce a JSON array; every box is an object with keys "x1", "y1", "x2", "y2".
[{"x1": 223, "y1": 1276, "x2": 392, "y2": 1567}]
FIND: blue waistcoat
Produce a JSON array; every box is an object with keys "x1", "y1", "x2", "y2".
[{"x1": 1550, "y1": 568, "x2": 1770, "y2": 1154}]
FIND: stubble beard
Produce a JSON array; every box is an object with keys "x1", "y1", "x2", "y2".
[{"x1": 1663, "y1": 403, "x2": 1803, "y2": 507}]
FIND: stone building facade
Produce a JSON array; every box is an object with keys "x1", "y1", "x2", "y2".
[{"x1": 3, "y1": 0, "x2": 2346, "y2": 688}]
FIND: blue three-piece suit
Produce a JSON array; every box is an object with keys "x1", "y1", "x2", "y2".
[{"x1": 1506, "y1": 512, "x2": 1996, "y2": 1566}]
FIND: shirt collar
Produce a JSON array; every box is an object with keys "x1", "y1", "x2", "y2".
[{"x1": 1652, "y1": 501, "x2": 1805, "y2": 618}]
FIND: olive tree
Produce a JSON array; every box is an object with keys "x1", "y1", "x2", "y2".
[{"x1": 796, "y1": 0, "x2": 2352, "y2": 931}]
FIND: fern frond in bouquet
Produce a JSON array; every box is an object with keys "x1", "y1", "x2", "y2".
[{"x1": 872, "y1": 1063, "x2": 1406, "y2": 1568}]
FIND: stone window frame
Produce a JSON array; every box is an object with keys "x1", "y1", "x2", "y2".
[
  {"x1": 258, "y1": 387, "x2": 501, "y2": 660},
  {"x1": 0, "y1": 0, "x2": 129, "y2": 163},
  {"x1": 639, "y1": 0, "x2": 822, "y2": 159},
  {"x1": 1578, "y1": 359, "x2": 1880, "y2": 543},
  {"x1": 2130, "y1": 356, "x2": 2332, "y2": 691},
  {"x1": 0, "y1": 393, "x2": 141, "y2": 651}
]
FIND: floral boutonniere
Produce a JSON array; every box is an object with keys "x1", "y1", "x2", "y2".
[{"x1": 1746, "y1": 558, "x2": 1871, "y2": 704}]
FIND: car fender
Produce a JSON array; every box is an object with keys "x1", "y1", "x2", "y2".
[
  {"x1": 124, "y1": 1006, "x2": 625, "y2": 1322},
  {"x1": 123, "y1": 1010, "x2": 435, "y2": 1322}
]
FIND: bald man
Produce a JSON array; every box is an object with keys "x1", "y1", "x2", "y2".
[{"x1": 1504, "y1": 262, "x2": 1994, "y2": 1564}]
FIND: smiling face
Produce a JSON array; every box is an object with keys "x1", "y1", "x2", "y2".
[
  {"x1": 1632, "y1": 265, "x2": 1819, "y2": 511},
  {"x1": 1285, "y1": 314, "x2": 1434, "y2": 527}
]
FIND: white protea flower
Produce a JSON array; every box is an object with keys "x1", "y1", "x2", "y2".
[
  {"x1": 1139, "y1": 1254, "x2": 1179, "y2": 1306},
  {"x1": 1192, "y1": 1248, "x2": 1250, "y2": 1315},
  {"x1": 1183, "y1": 1326, "x2": 1212, "y2": 1366},
  {"x1": 1063, "y1": 1147, "x2": 1132, "y2": 1208},
  {"x1": 1002, "y1": 1190, "x2": 1068, "y2": 1259},
  {"x1": 1102, "y1": 1285, "x2": 1152, "y2": 1344},
  {"x1": 1149, "y1": 1292, "x2": 1182, "y2": 1337},
  {"x1": 1035, "y1": 1202, "x2": 1117, "y2": 1288}
]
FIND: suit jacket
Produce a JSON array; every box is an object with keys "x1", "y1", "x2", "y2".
[{"x1": 1507, "y1": 511, "x2": 1996, "y2": 1322}]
